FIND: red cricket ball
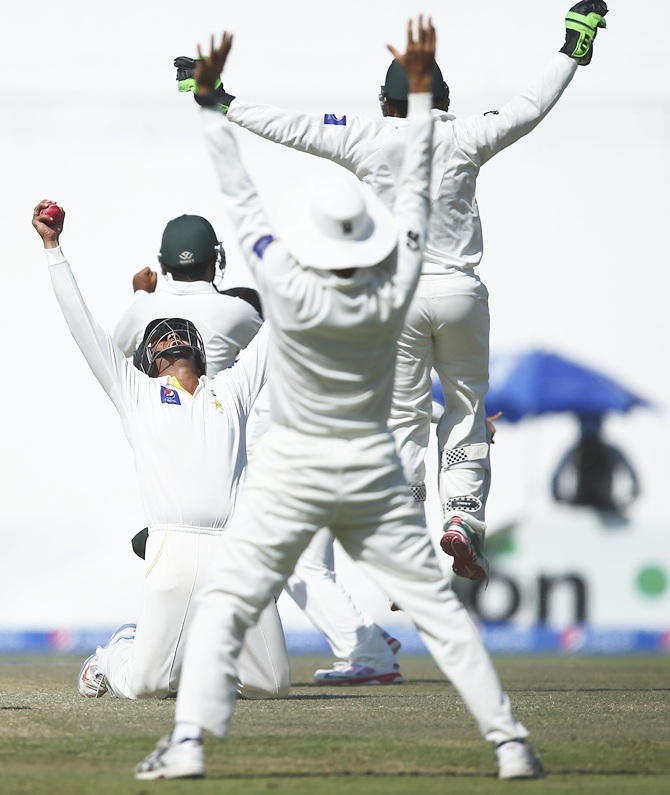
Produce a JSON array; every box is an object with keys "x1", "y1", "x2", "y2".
[{"x1": 42, "y1": 204, "x2": 64, "y2": 223}]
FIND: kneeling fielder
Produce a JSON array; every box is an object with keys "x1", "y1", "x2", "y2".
[{"x1": 32, "y1": 202, "x2": 290, "y2": 701}]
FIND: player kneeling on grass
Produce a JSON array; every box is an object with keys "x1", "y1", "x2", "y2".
[
  {"x1": 32, "y1": 201, "x2": 291, "y2": 702},
  {"x1": 134, "y1": 17, "x2": 544, "y2": 782}
]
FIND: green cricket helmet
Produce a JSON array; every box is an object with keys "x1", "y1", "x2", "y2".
[{"x1": 159, "y1": 214, "x2": 224, "y2": 270}]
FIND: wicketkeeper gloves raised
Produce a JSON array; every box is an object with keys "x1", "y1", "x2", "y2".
[
  {"x1": 560, "y1": 1, "x2": 608, "y2": 65},
  {"x1": 174, "y1": 56, "x2": 236, "y2": 112}
]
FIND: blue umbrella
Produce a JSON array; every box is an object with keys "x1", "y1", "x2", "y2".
[{"x1": 431, "y1": 350, "x2": 651, "y2": 423}]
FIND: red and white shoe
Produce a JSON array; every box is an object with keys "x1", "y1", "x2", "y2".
[
  {"x1": 440, "y1": 516, "x2": 490, "y2": 581},
  {"x1": 314, "y1": 663, "x2": 405, "y2": 686}
]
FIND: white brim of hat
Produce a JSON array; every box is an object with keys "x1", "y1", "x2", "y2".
[{"x1": 274, "y1": 173, "x2": 398, "y2": 270}]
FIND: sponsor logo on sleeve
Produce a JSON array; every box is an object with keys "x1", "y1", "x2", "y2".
[
  {"x1": 160, "y1": 386, "x2": 181, "y2": 405},
  {"x1": 324, "y1": 114, "x2": 347, "y2": 126},
  {"x1": 253, "y1": 235, "x2": 275, "y2": 260}
]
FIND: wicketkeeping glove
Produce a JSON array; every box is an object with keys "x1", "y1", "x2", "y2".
[
  {"x1": 560, "y1": 1, "x2": 608, "y2": 66},
  {"x1": 173, "y1": 56, "x2": 235, "y2": 111}
]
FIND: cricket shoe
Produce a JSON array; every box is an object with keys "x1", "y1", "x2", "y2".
[
  {"x1": 440, "y1": 516, "x2": 489, "y2": 581},
  {"x1": 381, "y1": 630, "x2": 402, "y2": 654},
  {"x1": 77, "y1": 654, "x2": 108, "y2": 698},
  {"x1": 314, "y1": 663, "x2": 404, "y2": 686},
  {"x1": 496, "y1": 740, "x2": 545, "y2": 780},
  {"x1": 135, "y1": 734, "x2": 205, "y2": 780},
  {"x1": 77, "y1": 623, "x2": 137, "y2": 698}
]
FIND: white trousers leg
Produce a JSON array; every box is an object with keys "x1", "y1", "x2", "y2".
[
  {"x1": 390, "y1": 273, "x2": 491, "y2": 537},
  {"x1": 175, "y1": 428, "x2": 526, "y2": 746},
  {"x1": 284, "y1": 527, "x2": 396, "y2": 668},
  {"x1": 97, "y1": 529, "x2": 290, "y2": 700}
]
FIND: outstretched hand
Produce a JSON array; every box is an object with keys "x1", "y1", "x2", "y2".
[
  {"x1": 387, "y1": 15, "x2": 436, "y2": 95},
  {"x1": 32, "y1": 200, "x2": 64, "y2": 249},
  {"x1": 195, "y1": 32, "x2": 233, "y2": 95}
]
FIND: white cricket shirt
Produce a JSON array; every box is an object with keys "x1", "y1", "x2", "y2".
[
  {"x1": 227, "y1": 53, "x2": 578, "y2": 275},
  {"x1": 112, "y1": 279, "x2": 263, "y2": 377},
  {"x1": 46, "y1": 246, "x2": 268, "y2": 530},
  {"x1": 201, "y1": 92, "x2": 433, "y2": 437}
]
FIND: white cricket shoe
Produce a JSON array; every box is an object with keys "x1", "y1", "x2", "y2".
[
  {"x1": 77, "y1": 623, "x2": 137, "y2": 698},
  {"x1": 77, "y1": 654, "x2": 108, "y2": 698},
  {"x1": 496, "y1": 740, "x2": 545, "y2": 780},
  {"x1": 314, "y1": 663, "x2": 405, "y2": 686},
  {"x1": 135, "y1": 735, "x2": 205, "y2": 780}
]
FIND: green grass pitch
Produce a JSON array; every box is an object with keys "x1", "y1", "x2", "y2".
[{"x1": 1, "y1": 654, "x2": 668, "y2": 794}]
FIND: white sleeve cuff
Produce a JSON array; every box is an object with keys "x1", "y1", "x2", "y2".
[
  {"x1": 44, "y1": 245, "x2": 67, "y2": 265},
  {"x1": 408, "y1": 93, "x2": 433, "y2": 115}
]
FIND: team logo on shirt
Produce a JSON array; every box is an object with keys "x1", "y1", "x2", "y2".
[
  {"x1": 324, "y1": 114, "x2": 347, "y2": 126},
  {"x1": 483, "y1": 109, "x2": 499, "y2": 116},
  {"x1": 160, "y1": 386, "x2": 181, "y2": 405},
  {"x1": 210, "y1": 389, "x2": 224, "y2": 413}
]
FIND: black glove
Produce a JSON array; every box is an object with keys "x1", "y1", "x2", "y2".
[
  {"x1": 560, "y1": 1, "x2": 608, "y2": 66},
  {"x1": 174, "y1": 56, "x2": 236, "y2": 111},
  {"x1": 174, "y1": 55, "x2": 197, "y2": 87}
]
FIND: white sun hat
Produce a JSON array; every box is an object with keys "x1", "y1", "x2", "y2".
[{"x1": 277, "y1": 171, "x2": 398, "y2": 270}]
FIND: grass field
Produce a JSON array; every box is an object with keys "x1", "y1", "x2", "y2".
[{"x1": 1, "y1": 654, "x2": 668, "y2": 794}]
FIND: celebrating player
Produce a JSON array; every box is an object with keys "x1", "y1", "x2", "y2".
[
  {"x1": 32, "y1": 200, "x2": 291, "y2": 702},
  {"x1": 136, "y1": 17, "x2": 543, "y2": 781},
  {"x1": 174, "y1": 1, "x2": 609, "y2": 582},
  {"x1": 113, "y1": 214, "x2": 263, "y2": 378},
  {"x1": 113, "y1": 215, "x2": 403, "y2": 685}
]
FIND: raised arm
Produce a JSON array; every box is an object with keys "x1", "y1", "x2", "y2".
[
  {"x1": 32, "y1": 200, "x2": 140, "y2": 413},
  {"x1": 194, "y1": 34, "x2": 279, "y2": 275},
  {"x1": 457, "y1": 2, "x2": 608, "y2": 164},
  {"x1": 387, "y1": 16, "x2": 435, "y2": 305}
]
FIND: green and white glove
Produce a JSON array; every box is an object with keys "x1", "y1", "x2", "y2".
[
  {"x1": 560, "y1": 1, "x2": 608, "y2": 66},
  {"x1": 173, "y1": 56, "x2": 235, "y2": 112}
]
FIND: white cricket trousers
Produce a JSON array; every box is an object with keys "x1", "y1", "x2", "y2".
[
  {"x1": 97, "y1": 528, "x2": 290, "y2": 700},
  {"x1": 175, "y1": 427, "x2": 527, "y2": 745},
  {"x1": 285, "y1": 528, "x2": 397, "y2": 668},
  {"x1": 389, "y1": 271, "x2": 491, "y2": 536}
]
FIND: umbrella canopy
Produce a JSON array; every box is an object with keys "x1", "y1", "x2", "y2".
[{"x1": 431, "y1": 350, "x2": 651, "y2": 423}]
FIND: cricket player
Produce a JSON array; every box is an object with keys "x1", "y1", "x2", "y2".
[
  {"x1": 32, "y1": 202, "x2": 291, "y2": 701},
  {"x1": 113, "y1": 213, "x2": 263, "y2": 378},
  {"x1": 174, "y1": 1, "x2": 609, "y2": 582},
  {"x1": 136, "y1": 18, "x2": 543, "y2": 780},
  {"x1": 113, "y1": 217, "x2": 403, "y2": 685}
]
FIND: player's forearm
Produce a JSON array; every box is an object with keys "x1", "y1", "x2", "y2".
[
  {"x1": 201, "y1": 108, "x2": 274, "y2": 273},
  {"x1": 393, "y1": 92, "x2": 433, "y2": 300},
  {"x1": 465, "y1": 53, "x2": 578, "y2": 162}
]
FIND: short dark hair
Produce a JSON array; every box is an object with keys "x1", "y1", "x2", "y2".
[{"x1": 161, "y1": 257, "x2": 216, "y2": 282}]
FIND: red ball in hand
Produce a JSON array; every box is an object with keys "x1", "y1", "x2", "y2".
[{"x1": 42, "y1": 204, "x2": 64, "y2": 223}]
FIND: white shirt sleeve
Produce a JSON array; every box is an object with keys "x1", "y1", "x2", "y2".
[
  {"x1": 45, "y1": 246, "x2": 142, "y2": 417},
  {"x1": 227, "y1": 99, "x2": 384, "y2": 173},
  {"x1": 390, "y1": 92, "x2": 434, "y2": 308},
  {"x1": 454, "y1": 53, "x2": 578, "y2": 165},
  {"x1": 201, "y1": 109, "x2": 283, "y2": 278}
]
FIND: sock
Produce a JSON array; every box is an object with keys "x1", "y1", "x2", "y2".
[{"x1": 171, "y1": 722, "x2": 203, "y2": 743}]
